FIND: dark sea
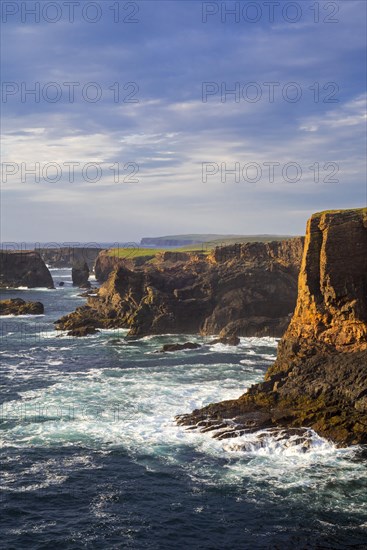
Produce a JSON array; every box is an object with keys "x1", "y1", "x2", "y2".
[{"x1": 1, "y1": 269, "x2": 367, "y2": 549}]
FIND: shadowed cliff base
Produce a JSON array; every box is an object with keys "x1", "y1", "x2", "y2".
[{"x1": 177, "y1": 208, "x2": 367, "y2": 447}]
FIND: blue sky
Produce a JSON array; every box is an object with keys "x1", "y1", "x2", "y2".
[{"x1": 1, "y1": 0, "x2": 366, "y2": 242}]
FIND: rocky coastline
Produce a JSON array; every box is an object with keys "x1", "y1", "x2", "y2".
[
  {"x1": 55, "y1": 237, "x2": 304, "y2": 338},
  {"x1": 176, "y1": 209, "x2": 367, "y2": 447}
]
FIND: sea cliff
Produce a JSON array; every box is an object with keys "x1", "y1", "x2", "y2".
[{"x1": 176, "y1": 209, "x2": 367, "y2": 446}]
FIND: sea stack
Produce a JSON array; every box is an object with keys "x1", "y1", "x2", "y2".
[
  {"x1": 0, "y1": 251, "x2": 54, "y2": 289},
  {"x1": 71, "y1": 260, "x2": 90, "y2": 288},
  {"x1": 177, "y1": 208, "x2": 367, "y2": 446}
]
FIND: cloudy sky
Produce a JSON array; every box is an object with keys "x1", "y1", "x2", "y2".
[{"x1": 1, "y1": 0, "x2": 366, "y2": 242}]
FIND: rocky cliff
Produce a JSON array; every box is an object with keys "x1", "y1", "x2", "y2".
[
  {"x1": 94, "y1": 250, "x2": 157, "y2": 283},
  {"x1": 176, "y1": 209, "x2": 367, "y2": 446},
  {"x1": 55, "y1": 237, "x2": 304, "y2": 338},
  {"x1": 0, "y1": 251, "x2": 54, "y2": 288}
]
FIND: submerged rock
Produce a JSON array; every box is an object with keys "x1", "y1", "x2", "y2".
[
  {"x1": 177, "y1": 208, "x2": 367, "y2": 447},
  {"x1": 0, "y1": 298, "x2": 44, "y2": 315},
  {"x1": 157, "y1": 342, "x2": 201, "y2": 353},
  {"x1": 210, "y1": 335, "x2": 240, "y2": 346}
]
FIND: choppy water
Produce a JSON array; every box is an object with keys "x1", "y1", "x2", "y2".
[{"x1": 1, "y1": 269, "x2": 367, "y2": 549}]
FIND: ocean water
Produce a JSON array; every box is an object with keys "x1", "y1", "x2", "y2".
[{"x1": 1, "y1": 269, "x2": 366, "y2": 549}]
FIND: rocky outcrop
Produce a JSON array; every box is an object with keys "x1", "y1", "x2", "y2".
[
  {"x1": 176, "y1": 209, "x2": 367, "y2": 446},
  {"x1": 0, "y1": 298, "x2": 44, "y2": 315},
  {"x1": 0, "y1": 251, "x2": 54, "y2": 288},
  {"x1": 55, "y1": 237, "x2": 304, "y2": 338},
  {"x1": 94, "y1": 250, "x2": 159, "y2": 282},
  {"x1": 72, "y1": 260, "x2": 90, "y2": 288}
]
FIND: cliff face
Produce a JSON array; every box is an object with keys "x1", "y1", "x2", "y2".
[
  {"x1": 56, "y1": 237, "x2": 304, "y2": 338},
  {"x1": 271, "y1": 209, "x2": 367, "y2": 370},
  {"x1": 176, "y1": 209, "x2": 367, "y2": 447},
  {"x1": 0, "y1": 251, "x2": 54, "y2": 289}
]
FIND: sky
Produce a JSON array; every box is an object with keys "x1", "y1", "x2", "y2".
[{"x1": 1, "y1": 0, "x2": 366, "y2": 243}]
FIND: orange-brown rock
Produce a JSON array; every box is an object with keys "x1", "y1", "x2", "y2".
[{"x1": 177, "y1": 208, "x2": 367, "y2": 446}]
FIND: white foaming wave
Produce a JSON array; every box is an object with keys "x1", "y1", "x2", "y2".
[
  {"x1": 208, "y1": 343, "x2": 236, "y2": 352},
  {"x1": 7, "y1": 287, "x2": 57, "y2": 291},
  {"x1": 138, "y1": 333, "x2": 186, "y2": 341},
  {"x1": 0, "y1": 314, "x2": 45, "y2": 318},
  {"x1": 1, "y1": 343, "x2": 364, "y2": 499},
  {"x1": 208, "y1": 339, "x2": 277, "y2": 354},
  {"x1": 239, "y1": 358, "x2": 257, "y2": 365},
  {"x1": 221, "y1": 428, "x2": 334, "y2": 456},
  {"x1": 239, "y1": 336, "x2": 279, "y2": 348},
  {"x1": 39, "y1": 330, "x2": 64, "y2": 339},
  {"x1": 99, "y1": 328, "x2": 129, "y2": 334},
  {"x1": 256, "y1": 353, "x2": 277, "y2": 361}
]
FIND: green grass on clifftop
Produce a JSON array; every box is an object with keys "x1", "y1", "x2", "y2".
[{"x1": 107, "y1": 235, "x2": 298, "y2": 260}]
